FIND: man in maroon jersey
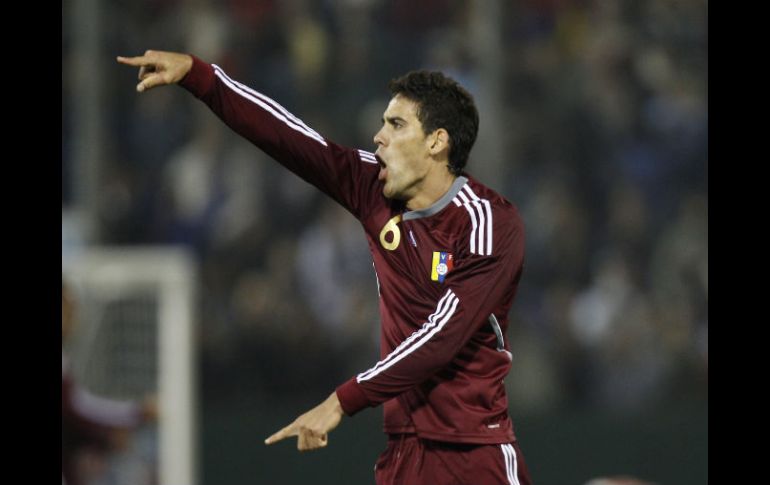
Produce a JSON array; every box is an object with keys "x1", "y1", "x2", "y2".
[
  {"x1": 118, "y1": 50, "x2": 532, "y2": 485},
  {"x1": 62, "y1": 279, "x2": 158, "y2": 485}
]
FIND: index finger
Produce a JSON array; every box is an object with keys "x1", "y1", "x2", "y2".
[
  {"x1": 116, "y1": 55, "x2": 151, "y2": 67},
  {"x1": 264, "y1": 423, "x2": 297, "y2": 445}
]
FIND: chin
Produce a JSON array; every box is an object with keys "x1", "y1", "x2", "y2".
[
  {"x1": 383, "y1": 187, "x2": 405, "y2": 200},
  {"x1": 384, "y1": 181, "x2": 413, "y2": 201}
]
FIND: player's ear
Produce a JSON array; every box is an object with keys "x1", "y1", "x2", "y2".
[{"x1": 429, "y1": 129, "x2": 450, "y2": 156}]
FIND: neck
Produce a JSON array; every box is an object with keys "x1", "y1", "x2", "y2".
[{"x1": 406, "y1": 169, "x2": 457, "y2": 211}]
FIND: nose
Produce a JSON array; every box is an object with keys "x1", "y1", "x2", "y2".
[{"x1": 373, "y1": 127, "x2": 386, "y2": 147}]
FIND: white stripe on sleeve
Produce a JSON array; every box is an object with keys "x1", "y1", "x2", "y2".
[
  {"x1": 463, "y1": 185, "x2": 494, "y2": 255},
  {"x1": 483, "y1": 199, "x2": 493, "y2": 255},
  {"x1": 462, "y1": 186, "x2": 488, "y2": 255},
  {"x1": 212, "y1": 66, "x2": 328, "y2": 147},
  {"x1": 213, "y1": 65, "x2": 326, "y2": 142},
  {"x1": 456, "y1": 190, "x2": 480, "y2": 255},
  {"x1": 357, "y1": 290, "x2": 459, "y2": 383},
  {"x1": 358, "y1": 149, "x2": 378, "y2": 164}
]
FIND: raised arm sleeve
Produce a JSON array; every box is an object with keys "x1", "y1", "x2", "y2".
[{"x1": 178, "y1": 56, "x2": 381, "y2": 220}]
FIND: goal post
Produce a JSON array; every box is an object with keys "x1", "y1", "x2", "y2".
[{"x1": 63, "y1": 246, "x2": 198, "y2": 485}]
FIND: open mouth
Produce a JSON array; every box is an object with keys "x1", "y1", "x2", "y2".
[{"x1": 376, "y1": 154, "x2": 387, "y2": 182}]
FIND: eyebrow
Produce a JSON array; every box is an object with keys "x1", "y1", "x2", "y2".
[{"x1": 382, "y1": 116, "x2": 407, "y2": 125}]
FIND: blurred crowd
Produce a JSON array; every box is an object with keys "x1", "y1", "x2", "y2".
[{"x1": 63, "y1": 0, "x2": 707, "y2": 415}]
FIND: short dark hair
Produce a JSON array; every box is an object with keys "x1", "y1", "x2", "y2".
[{"x1": 388, "y1": 71, "x2": 479, "y2": 176}]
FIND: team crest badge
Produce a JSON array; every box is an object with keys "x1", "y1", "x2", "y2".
[{"x1": 431, "y1": 252, "x2": 454, "y2": 283}]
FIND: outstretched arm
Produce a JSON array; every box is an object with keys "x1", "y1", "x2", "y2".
[
  {"x1": 116, "y1": 50, "x2": 193, "y2": 92},
  {"x1": 264, "y1": 392, "x2": 344, "y2": 452},
  {"x1": 117, "y1": 50, "x2": 382, "y2": 220}
]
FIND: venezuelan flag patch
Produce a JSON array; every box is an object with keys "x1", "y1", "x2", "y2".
[{"x1": 431, "y1": 252, "x2": 454, "y2": 283}]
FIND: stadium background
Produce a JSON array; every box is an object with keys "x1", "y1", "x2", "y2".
[{"x1": 62, "y1": 0, "x2": 707, "y2": 484}]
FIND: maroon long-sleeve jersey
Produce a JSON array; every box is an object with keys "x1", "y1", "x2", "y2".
[{"x1": 180, "y1": 57, "x2": 525, "y2": 444}]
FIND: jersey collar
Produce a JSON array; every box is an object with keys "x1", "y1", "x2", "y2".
[{"x1": 402, "y1": 176, "x2": 468, "y2": 221}]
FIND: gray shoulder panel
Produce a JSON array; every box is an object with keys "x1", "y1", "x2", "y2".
[{"x1": 402, "y1": 176, "x2": 468, "y2": 221}]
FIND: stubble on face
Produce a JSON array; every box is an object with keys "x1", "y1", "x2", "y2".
[{"x1": 374, "y1": 96, "x2": 431, "y2": 202}]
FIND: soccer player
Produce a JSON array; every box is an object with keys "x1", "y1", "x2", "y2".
[
  {"x1": 62, "y1": 279, "x2": 158, "y2": 485},
  {"x1": 118, "y1": 50, "x2": 532, "y2": 485}
]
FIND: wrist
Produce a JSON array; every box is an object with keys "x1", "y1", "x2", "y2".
[
  {"x1": 335, "y1": 378, "x2": 370, "y2": 416},
  {"x1": 329, "y1": 391, "x2": 344, "y2": 415}
]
